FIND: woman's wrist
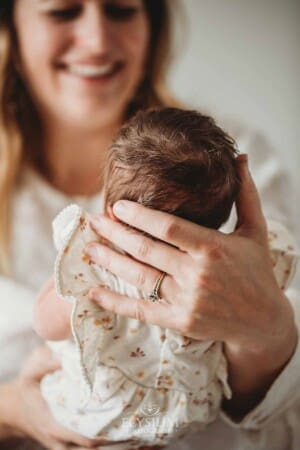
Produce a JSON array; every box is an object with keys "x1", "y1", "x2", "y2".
[{"x1": 223, "y1": 294, "x2": 298, "y2": 418}]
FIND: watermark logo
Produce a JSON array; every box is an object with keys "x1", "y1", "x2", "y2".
[
  {"x1": 121, "y1": 403, "x2": 179, "y2": 436},
  {"x1": 140, "y1": 404, "x2": 161, "y2": 417}
]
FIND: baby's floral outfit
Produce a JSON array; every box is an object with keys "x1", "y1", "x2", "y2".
[{"x1": 41, "y1": 204, "x2": 298, "y2": 449}]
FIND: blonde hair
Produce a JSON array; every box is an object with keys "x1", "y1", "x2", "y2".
[{"x1": 0, "y1": 0, "x2": 180, "y2": 275}]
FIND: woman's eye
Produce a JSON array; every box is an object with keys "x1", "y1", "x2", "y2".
[
  {"x1": 48, "y1": 7, "x2": 81, "y2": 21},
  {"x1": 104, "y1": 4, "x2": 139, "y2": 21}
]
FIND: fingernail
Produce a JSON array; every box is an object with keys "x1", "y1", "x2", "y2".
[{"x1": 113, "y1": 201, "x2": 127, "y2": 217}]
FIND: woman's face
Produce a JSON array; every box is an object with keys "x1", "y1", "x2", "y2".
[{"x1": 13, "y1": 0, "x2": 150, "y2": 130}]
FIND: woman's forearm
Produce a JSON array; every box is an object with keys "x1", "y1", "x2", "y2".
[
  {"x1": 223, "y1": 314, "x2": 298, "y2": 419},
  {"x1": 0, "y1": 382, "x2": 23, "y2": 440}
]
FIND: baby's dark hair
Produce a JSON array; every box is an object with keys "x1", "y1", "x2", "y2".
[{"x1": 104, "y1": 107, "x2": 240, "y2": 229}]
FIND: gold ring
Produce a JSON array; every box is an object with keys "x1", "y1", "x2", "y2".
[{"x1": 147, "y1": 272, "x2": 166, "y2": 302}]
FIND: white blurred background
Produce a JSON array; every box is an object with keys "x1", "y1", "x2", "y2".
[{"x1": 168, "y1": 0, "x2": 300, "y2": 234}]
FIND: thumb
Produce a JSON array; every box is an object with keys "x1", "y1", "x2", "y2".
[
  {"x1": 21, "y1": 345, "x2": 61, "y2": 382},
  {"x1": 235, "y1": 154, "x2": 267, "y2": 243}
]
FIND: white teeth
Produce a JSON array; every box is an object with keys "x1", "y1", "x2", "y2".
[{"x1": 68, "y1": 64, "x2": 115, "y2": 77}]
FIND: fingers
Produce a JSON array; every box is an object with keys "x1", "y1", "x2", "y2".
[
  {"x1": 89, "y1": 215, "x2": 185, "y2": 276},
  {"x1": 86, "y1": 242, "x2": 175, "y2": 299},
  {"x1": 106, "y1": 201, "x2": 216, "y2": 253},
  {"x1": 89, "y1": 287, "x2": 175, "y2": 329},
  {"x1": 235, "y1": 154, "x2": 267, "y2": 243}
]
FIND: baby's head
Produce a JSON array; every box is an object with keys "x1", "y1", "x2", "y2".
[{"x1": 104, "y1": 107, "x2": 240, "y2": 229}]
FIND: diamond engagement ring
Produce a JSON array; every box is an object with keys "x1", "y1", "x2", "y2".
[{"x1": 147, "y1": 272, "x2": 166, "y2": 302}]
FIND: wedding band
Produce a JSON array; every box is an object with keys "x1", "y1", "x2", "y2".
[{"x1": 147, "y1": 272, "x2": 166, "y2": 302}]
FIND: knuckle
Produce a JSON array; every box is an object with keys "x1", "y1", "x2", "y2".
[
  {"x1": 192, "y1": 248, "x2": 225, "y2": 289},
  {"x1": 161, "y1": 218, "x2": 180, "y2": 241},
  {"x1": 136, "y1": 237, "x2": 152, "y2": 259},
  {"x1": 135, "y1": 269, "x2": 147, "y2": 288},
  {"x1": 190, "y1": 266, "x2": 210, "y2": 290},
  {"x1": 195, "y1": 269, "x2": 213, "y2": 290},
  {"x1": 206, "y1": 238, "x2": 226, "y2": 260}
]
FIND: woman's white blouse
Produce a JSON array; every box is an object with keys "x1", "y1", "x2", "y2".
[{"x1": 1, "y1": 124, "x2": 300, "y2": 450}]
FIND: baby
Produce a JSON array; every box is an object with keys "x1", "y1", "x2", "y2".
[{"x1": 35, "y1": 108, "x2": 298, "y2": 449}]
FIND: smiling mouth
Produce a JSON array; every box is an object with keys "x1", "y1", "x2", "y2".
[{"x1": 64, "y1": 62, "x2": 123, "y2": 79}]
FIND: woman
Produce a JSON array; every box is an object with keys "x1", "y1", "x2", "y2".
[{"x1": 0, "y1": 1, "x2": 299, "y2": 449}]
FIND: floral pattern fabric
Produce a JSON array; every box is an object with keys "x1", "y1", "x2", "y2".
[{"x1": 40, "y1": 204, "x2": 298, "y2": 449}]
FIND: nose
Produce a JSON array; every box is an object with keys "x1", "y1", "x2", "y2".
[{"x1": 75, "y1": 4, "x2": 114, "y2": 56}]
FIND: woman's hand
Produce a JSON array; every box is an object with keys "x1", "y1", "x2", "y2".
[
  {"x1": 87, "y1": 155, "x2": 298, "y2": 416},
  {"x1": 1, "y1": 346, "x2": 99, "y2": 449}
]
